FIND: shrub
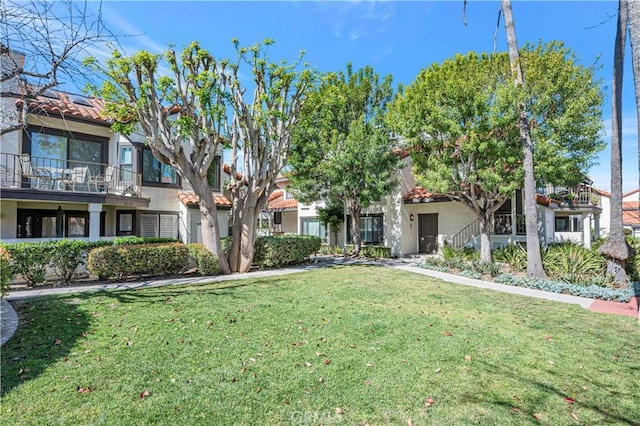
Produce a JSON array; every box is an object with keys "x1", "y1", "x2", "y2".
[
  {"x1": 493, "y1": 244, "x2": 527, "y2": 272},
  {"x1": 187, "y1": 243, "x2": 221, "y2": 276},
  {"x1": 360, "y1": 246, "x2": 391, "y2": 259},
  {"x1": 442, "y1": 242, "x2": 478, "y2": 263},
  {"x1": 113, "y1": 236, "x2": 179, "y2": 245},
  {"x1": 471, "y1": 261, "x2": 501, "y2": 278},
  {"x1": 49, "y1": 240, "x2": 87, "y2": 285},
  {"x1": 5, "y1": 242, "x2": 55, "y2": 286},
  {"x1": 542, "y1": 242, "x2": 606, "y2": 285},
  {"x1": 88, "y1": 243, "x2": 189, "y2": 280},
  {"x1": 0, "y1": 247, "x2": 14, "y2": 297},
  {"x1": 253, "y1": 235, "x2": 321, "y2": 269},
  {"x1": 494, "y1": 273, "x2": 634, "y2": 302}
]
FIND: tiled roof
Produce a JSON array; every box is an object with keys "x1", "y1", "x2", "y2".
[
  {"x1": 268, "y1": 189, "x2": 284, "y2": 202},
  {"x1": 268, "y1": 198, "x2": 298, "y2": 212},
  {"x1": 623, "y1": 188, "x2": 639, "y2": 199},
  {"x1": 535, "y1": 194, "x2": 558, "y2": 207},
  {"x1": 17, "y1": 90, "x2": 109, "y2": 124},
  {"x1": 623, "y1": 201, "x2": 640, "y2": 226},
  {"x1": 404, "y1": 186, "x2": 559, "y2": 207},
  {"x1": 177, "y1": 191, "x2": 232, "y2": 208},
  {"x1": 403, "y1": 187, "x2": 448, "y2": 202}
]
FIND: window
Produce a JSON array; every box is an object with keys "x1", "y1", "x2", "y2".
[
  {"x1": 555, "y1": 216, "x2": 582, "y2": 233},
  {"x1": 301, "y1": 218, "x2": 326, "y2": 241},
  {"x1": 207, "y1": 155, "x2": 222, "y2": 191},
  {"x1": 139, "y1": 213, "x2": 178, "y2": 238},
  {"x1": 141, "y1": 148, "x2": 179, "y2": 185},
  {"x1": 25, "y1": 127, "x2": 106, "y2": 177},
  {"x1": 117, "y1": 211, "x2": 136, "y2": 236},
  {"x1": 120, "y1": 147, "x2": 134, "y2": 182},
  {"x1": 273, "y1": 212, "x2": 282, "y2": 225},
  {"x1": 17, "y1": 209, "x2": 90, "y2": 238},
  {"x1": 347, "y1": 214, "x2": 384, "y2": 244}
]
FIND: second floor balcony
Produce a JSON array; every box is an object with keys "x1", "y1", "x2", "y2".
[{"x1": 0, "y1": 152, "x2": 144, "y2": 198}]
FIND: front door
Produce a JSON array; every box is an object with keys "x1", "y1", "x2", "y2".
[{"x1": 418, "y1": 214, "x2": 438, "y2": 254}]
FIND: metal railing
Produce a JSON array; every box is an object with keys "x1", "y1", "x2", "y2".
[
  {"x1": 0, "y1": 152, "x2": 142, "y2": 196},
  {"x1": 493, "y1": 213, "x2": 526, "y2": 235},
  {"x1": 541, "y1": 185, "x2": 601, "y2": 206},
  {"x1": 450, "y1": 214, "x2": 527, "y2": 247},
  {"x1": 450, "y1": 219, "x2": 480, "y2": 248}
]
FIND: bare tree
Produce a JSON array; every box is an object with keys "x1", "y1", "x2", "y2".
[
  {"x1": 501, "y1": 0, "x2": 546, "y2": 279},
  {"x1": 91, "y1": 40, "x2": 313, "y2": 274},
  {"x1": 0, "y1": 0, "x2": 115, "y2": 134}
]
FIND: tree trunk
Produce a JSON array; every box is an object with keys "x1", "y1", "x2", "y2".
[
  {"x1": 196, "y1": 183, "x2": 231, "y2": 275},
  {"x1": 478, "y1": 214, "x2": 492, "y2": 263},
  {"x1": 347, "y1": 199, "x2": 362, "y2": 256},
  {"x1": 229, "y1": 193, "x2": 262, "y2": 273},
  {"x1": 502, "y1": 0, "x2": 547, "y2": 279},
  {"x1": 599, "y1": 0, "x2": 631, "y2": 285}
]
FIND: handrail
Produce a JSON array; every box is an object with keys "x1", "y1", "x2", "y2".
[
  {"x1": 0, "y1": 152, "x2": 142, "y2": 196},
  {"x1": 450, "y1": 218, "x2": 480, "y2": 248}
]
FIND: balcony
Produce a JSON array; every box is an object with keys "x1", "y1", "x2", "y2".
[
  {"x1": 0, "y1": 152, "x2": 143, "y2": 198},
  {"x1": 542, "y1": 185, "x2": 601, "y2": 207}
]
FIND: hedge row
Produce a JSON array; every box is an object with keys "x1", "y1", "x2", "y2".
[
  {"x1": 87, "y1": 243, "x2": 189, "y2": 281},
  {"x1": 2, "y1": 238, "x2": 179, "y2": 287},
  {"x1": 253, "y1": 235, "x2": 322, "y2": 269},
  {"x1": 1, "y1": 235, "x2": 321, "y2": 290}
]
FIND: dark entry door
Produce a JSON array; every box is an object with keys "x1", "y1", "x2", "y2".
[{"x1": 418, "y1": 214, "x2": 438, "y2": 254}]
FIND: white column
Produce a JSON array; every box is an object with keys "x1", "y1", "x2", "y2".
[
  {"x1": 582, "y1": 213, "x2": 591, "y2": 249},
  {"x1": 593, "y1": 213, "x2": 601, "y2": 240},
  {"x1": 88, "y1": 203, "x2": 102, "y2": 242}
]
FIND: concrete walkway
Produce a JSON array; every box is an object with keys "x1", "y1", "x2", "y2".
[{"x1": 2, "y1": 257, "x2": 637, "y2": 346}]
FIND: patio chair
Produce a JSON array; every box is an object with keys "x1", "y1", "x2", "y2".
[
  {"x1": 60, "y1": 166, "x2": 89, "y2": 191},
  {"x1": 89, "y1": 165, "x2": 115, "y2": 192},
  {"x1": 18, "y1": 155, "x2": 51, "y2": 189}
]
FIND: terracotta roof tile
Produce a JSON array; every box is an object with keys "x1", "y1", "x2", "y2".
[
  {"x1": 535, "y1": 194, "x2": 558, "y2": 207},
  {"x1": 623, "y1": 188, "x2": 639, "y2": 199},
  {"x1": 623, "y1": 201, "x2": 640, "y2": 226},
  {"x1": 403, "y1": 187, "x2": 448, "y2": 202},
  {"x1": 404, "y1": 186, "x2": 559, "y2": 207},
  {"x1": 268, "y1": 190, "x2": 284, "y2": 202},
  {"x1": 268, "y1": 198, "x2": 298, "y2": 212},
  {"x1": 177, "y1": 191, "x2": 231, "y2": 208},
  {"x1": 17, "y1": 90, "x2": 110, "y2": 124}
]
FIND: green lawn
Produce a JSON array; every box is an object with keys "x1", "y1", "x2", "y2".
[{"x1": 1, "y1": 265, "x2": 639, "y2": 425}]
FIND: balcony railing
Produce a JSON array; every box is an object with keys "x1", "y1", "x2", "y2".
[
  {"x1": 541, "y1": 185, "x2": 601, "y2": 206},
  {"x1": 493, "y1": 213, "x2": 526, "y2": 235},
  {"x1": 0, "y1": 152, "x2": 142, "y2": 197}
]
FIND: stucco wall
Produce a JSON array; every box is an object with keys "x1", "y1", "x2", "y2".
[
  {"x1": 0, "y1": 200, "x2": 18, "y2": 240},
  {"x1": 401, "y1": 200, "x2": 475, "y2": 255},
  {"x1": 281, "y1": 211, "x2": 298, "y2": 234}
]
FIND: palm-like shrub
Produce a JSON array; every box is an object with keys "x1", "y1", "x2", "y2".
[
  {"x1": 493, "y1": 244, "x2": 527, "y2": 272},
  {"x1": 542, "y1": 242, "x2": 606, "y2": 285}
]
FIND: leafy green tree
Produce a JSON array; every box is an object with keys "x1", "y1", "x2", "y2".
[
  {"x1": 289, "y1": 64, "x2": 403, "y2": 255},
  {"x1": 317, "y1": 202, "x2": 344, "y2": 247},
  {"x1": 387, "y1": 42, "x2": 603, "y2": 264},
  {"x1": 87, "y1": 39, "x2": 313, "y2": 273}
]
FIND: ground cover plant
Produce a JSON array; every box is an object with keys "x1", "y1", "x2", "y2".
[
  {"x1": 1, "y1": 266, "x2": 639, "y2": 425},
  {"x1": 425, "y1": 240, "x2": 640, "y2": 302}
]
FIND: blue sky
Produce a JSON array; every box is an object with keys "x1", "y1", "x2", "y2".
[{"x1": 93, "y1": 0, "x2": 638, "y2": 193}]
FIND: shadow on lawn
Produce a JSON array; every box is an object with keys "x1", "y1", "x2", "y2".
[
  {"x1": 94, "y1": 277, "x2": 277, "y2": 306},
  {"x1": 1, "y1": 297, "x2": 91, "y2": 397},
  {"x1": 464, "y1": 360, "x2": 640, "y2": 425}
]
